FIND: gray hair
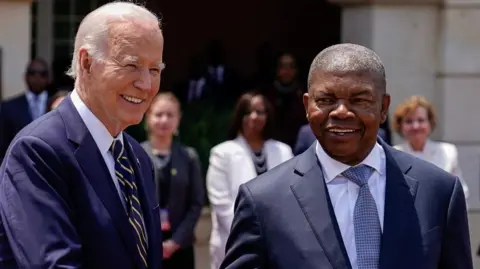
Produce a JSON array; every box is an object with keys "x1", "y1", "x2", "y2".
[
  {"x1": 66, "y1": 1, "x2": 161, "y2": 80},
  {"x1": 307, "y1": 43, "x2": 386, "y2": 92}
]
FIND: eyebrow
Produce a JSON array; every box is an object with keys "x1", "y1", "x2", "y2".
[
  {"x1": 351, "y1": 90, "x2": 374, "y2": 96},
  {"x1": 123, "y1": 55, "x2": 139, "y2": 62},
  {"x1": 122, "y1": 55, "x2": 165, "y2": 70},
  {"x1": 157, "y1": 62, "x2": 166, "y2": 70}
]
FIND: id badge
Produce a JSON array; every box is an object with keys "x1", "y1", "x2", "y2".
[{"x1": 160, "y1": 209, "x2": 171, "y2": 231}]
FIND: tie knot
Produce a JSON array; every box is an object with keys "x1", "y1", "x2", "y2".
[
  {"x1": 342, "y1": 164, "x2": 374, "y2": 186},
  {"x1": 110, "y1": 139, "x2": 124, "y2": 159}
]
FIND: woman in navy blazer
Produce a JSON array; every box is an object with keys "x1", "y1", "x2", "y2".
[{"x1": 141, "y1": 92, "x2": 204, "y2": 269}]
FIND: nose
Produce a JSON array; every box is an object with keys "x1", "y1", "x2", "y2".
[
  {"x1": 411, "y1": 121, "x2": 421, "y2": 129},
  {"x1": 134, "y1": 68, "x2": 152, "y2": 91},
  {"x1": 330, "y1": 101, "x2": 354, "y2": 120}
]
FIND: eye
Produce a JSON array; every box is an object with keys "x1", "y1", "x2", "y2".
[
  {"x1": 150, "y1": 68, "x2": 161, "y2": 75},
  {"x1": 352, "y1": 98, "x2": 371, "y2": 104},
  {"x1": 316, "y1": 97, "x2": 334, "y2": 104},
  {"x1": 125, "y1": 64, "x2": 137, "y2": 69}
]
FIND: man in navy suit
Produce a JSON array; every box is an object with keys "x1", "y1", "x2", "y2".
[
  {"x1": 0, "y1": 58, "x2": 51, "y2": 161},
  {"x1": 221, "y1": 44, "x2": 472, "y2": 269},
  {"x1": 0, "y1": 2, "x2": 164, "y2": 268}
]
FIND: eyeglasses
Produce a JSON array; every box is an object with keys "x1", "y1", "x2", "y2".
[{"x1": 27, "y1": 69, "x2": 48, "y2": 78}]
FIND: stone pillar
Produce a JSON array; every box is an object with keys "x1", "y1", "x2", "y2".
[
  {"x1": 438, "y1": 2, "x2": 480, "y2": 264},
  {"x1": 438, "y1": 0, "x2": 480, "y2": 210},
  {"x1": 0, "y1": 0, "x2": 32, "y2": 100},
  {"x1": 328, "y1": 0, "x2": 442, "y2": 144},
  {"x1": 330, "y1": 0, "x2": 480, "y2": 262}
]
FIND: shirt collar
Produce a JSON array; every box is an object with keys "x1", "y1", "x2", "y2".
[
  {"x1": 26, "y1": 90, "x2": 48, "y2": 102},
  {"x1": 315, "y1": 140, "x2": 385, "y2": 183},
  {"x1": 70, "y1": 89, "x2": 123, "y2": 155}
]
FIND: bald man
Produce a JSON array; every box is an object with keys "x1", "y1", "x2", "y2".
[{"x1": 220, "y1": 44, "x2": 472, "y2": 269}]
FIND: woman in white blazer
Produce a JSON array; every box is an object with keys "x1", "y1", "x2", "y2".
[
  {"x1": 206, "y1": 92, "x2": 293, "y2": 269},
  {"x1": 393, "y1": 96, "x2": 469, "y2": 199}
]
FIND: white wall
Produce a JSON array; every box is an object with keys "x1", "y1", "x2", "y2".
[{"x1": 0, "y1": 1, "x2": 31, "y2": 100}]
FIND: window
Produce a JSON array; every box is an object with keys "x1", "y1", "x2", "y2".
[
  {"x1": 52, "y1": 0, "x2": 98, "y2": 79},
  {"x1": 53, "y1": 0, "x2": 99, "y2": 56},
  {"x1": 30, "y1": 1, "x2": 37, "y2": 57}
]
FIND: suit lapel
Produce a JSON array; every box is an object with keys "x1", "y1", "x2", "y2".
[
  {"x1": 379, "y1": 141, "x2": 420, "y2": 269},
  {"x1": 290, "y1": 145, "x2": 351, "y2": 269},
  {"x1": 124, "y1": 137, "x2": 157, "y2": 267},
  {"x1": 59, "y1": 96, "x2": 137, "y2": 262},
  {"x1": 19, "y1": 95, "x2": 33, "y2": 124}
]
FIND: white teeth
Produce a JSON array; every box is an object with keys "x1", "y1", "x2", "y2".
[
  {"x1": 122, "y1": 95, "x2": 143, "y2": 104},
  {"x1": 329, "y1": 129, "x2": 355, "y2": 133}
]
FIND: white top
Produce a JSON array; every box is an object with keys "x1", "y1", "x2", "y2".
[
  {"x1": 315, "y1": 141, "x2": 386, "y2": 269},
  {"x1": 206, "y1": 136, "x2": 293, "y2": 269},
  {"x1": 394, "y1": 140, "x2": 469, "y2": 199},
  {"x1": 70, "y1": 89, "x2": 126, "y2": 209}
]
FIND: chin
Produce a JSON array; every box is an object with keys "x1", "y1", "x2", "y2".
[{"x1": 123, "y1": 116, "x2": 143, "y2": 126}]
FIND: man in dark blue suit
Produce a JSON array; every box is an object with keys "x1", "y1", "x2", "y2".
[
  {"x1": 221, "y1": 44, "x2": 472, "y2": 269},
  {"x1": 0, "y1": 58, "x2": 51, "y2": 161},
  {"x1": 0, "y1": 2, "x2": 165, "y2": 268}
]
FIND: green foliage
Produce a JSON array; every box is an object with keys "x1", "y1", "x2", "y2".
[{"x1": 177, "y1": 100, "x2": 233, "y2": 175}]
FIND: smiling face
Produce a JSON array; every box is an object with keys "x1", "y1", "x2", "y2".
[
  {"x1": 401, "y1": 106, "x2": 431, "y2": 146},
  {"x1": 146, "y1": 95, "x2": 181, "y2": 139},
  {"x1": 241, "y1": 95, "x2": 268, "y2": 138},
  {"x1": 78, "y1": 20, "x2": 164, "y2": 136},
  {"x1": 303, "y1": 70, "x2": 390, "y2": 165}
]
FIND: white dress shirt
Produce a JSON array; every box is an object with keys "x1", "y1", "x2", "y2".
[
  {"x1": 26, "y1": 90, "x2": 48, "y2": 120},
  {"x1": 315, "y1": 141, "x2": 386, "y2": 269},
  {"x1": 70, "y1": 90, "x2": 126, "y2": 209}
]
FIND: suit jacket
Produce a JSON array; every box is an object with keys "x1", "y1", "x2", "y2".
[
  {"x1": 394, "y1": 140, "x2": 469, "y2": 199},
  {"x1": 293, "y1": 124, "x2": 316, "y2": 156},
  {"x1": 0, "y1": 96, "x2": 162, "y2": 269},
  {"x1": 221, "y1": 140, "x2": 472, "y2": 269},
  {"x1": 207, "y1": 136, "x2": 293, "y2": 268},
  {"x1": 0, "y1": 94, "x2": 47, "y2": 161},
  {"x1": 141, "y1": 140, "x2": 204, "y2": 248}
]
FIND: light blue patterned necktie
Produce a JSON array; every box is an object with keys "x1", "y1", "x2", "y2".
[{"x1": 342, "y1": 164, "x2": 380, "y2": 269}]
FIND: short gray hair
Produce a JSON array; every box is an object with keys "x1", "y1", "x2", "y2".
[
  {"x1": 66, "y1": 1, "x2": 161, "y2": 80},
  {"x1": 307, "y1": 43, "x2": 386, "y2": 92}
]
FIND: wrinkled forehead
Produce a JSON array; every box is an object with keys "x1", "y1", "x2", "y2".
[
  {"x1": 309, "y1": 70, "x2": 378, "y2": 95},
  {"x1": 107, "y1": 20, "x2": 164, "y2": 63}
]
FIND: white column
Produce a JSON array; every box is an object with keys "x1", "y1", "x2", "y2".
[
  {"x1": 339, "y1": 4, "x2": 441, "y2": 143},
  {"x1": 438, "y1": 2, "x2": 480, "y2": 263},
  {"x1": 0, "y1": 0, "x2": 32, "y2": 100},
  {"x1": 35, "y1": 0, "x2": 54, "y2": 65},
  {"x1": 331, "y1": 0, "x2": 480, "y2": 262}
]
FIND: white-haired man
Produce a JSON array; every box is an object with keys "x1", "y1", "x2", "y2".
[{"x1": 0, "y1": 2, "x2": 164, "y2": 268}]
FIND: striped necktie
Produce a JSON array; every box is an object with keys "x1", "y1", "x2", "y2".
[{"x1": 110, "y1": 139, "x2": 148, "y2": 268}]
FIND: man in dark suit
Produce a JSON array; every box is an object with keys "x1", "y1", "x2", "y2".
[
  {"x1": 0, "y1": 2, "x2": 165, "y2": 268},
  {"x1": 221, "y1": 43, "x2": 472, "y2": 269},
  {"x1": 0, "y1": 58, "x2": 51, "y2": 161}
]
